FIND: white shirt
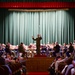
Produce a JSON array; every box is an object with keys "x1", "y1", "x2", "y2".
[
  {"x1": 61, "y1": 65, "x2": 68, "y2": 74},
  {"x1": 71, "y1": 68, "x2": 75, "y2": 75},
  {"x1": 65, "y1": 64, "x2": 73, "y2": 75}
]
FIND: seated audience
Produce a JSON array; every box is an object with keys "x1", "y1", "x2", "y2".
[
  {"x1": 48, "y1": 56, "x2": 62, "y2": 75},
  {"x1": 61, "y1": 57, "x2": 73, "y2": 75},
  {"x1": 71, "y1": 60, "x2": 75, "y2": 75},
  {"x1": 0, "y1": 56, "x2": 12, "y2": 75},
  {"x1": 66, "y1": 42, "x2": 74, "y2": 57}
]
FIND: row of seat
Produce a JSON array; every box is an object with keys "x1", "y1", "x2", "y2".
[{"x1": 0, "y1": 62, "x2": 26, "y2": 75}]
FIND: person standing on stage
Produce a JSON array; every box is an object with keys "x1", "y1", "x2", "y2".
[{"x1": 32, "y1": 34, "x2": 42, "y2": 55}]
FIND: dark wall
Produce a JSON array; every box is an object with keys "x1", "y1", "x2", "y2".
[
  {"x1": 0, "y1": 0, "x2": 75, "y2": 2},
  {"x1": 74, "y1": 10, "x2": 75, "y2": 40},
  {"x1": 0, "y1": 9, "x2": 8, "y2": 43},
  {"x1": 71, "y1": 9, "x2": 75, "y2": 40},
  {"x1": 0, "y1": 9, "x2": 4, "y2": 43}
]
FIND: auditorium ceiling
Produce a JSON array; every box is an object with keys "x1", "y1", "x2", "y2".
[
  {"x1": 0, "y1": 0, "x2": 75, "y2": 9},
  {"x1": 0, "y1": 0, "x2": 75, "y2": 2}
]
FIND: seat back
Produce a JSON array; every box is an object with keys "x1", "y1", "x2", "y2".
[
  {"x1": 0, "y1": 66, "x2": 5, "y2": 75},
  {"x1": 1, "y1": 65, "x2": 9, "y2": 75}
]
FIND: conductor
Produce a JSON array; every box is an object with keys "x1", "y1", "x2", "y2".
[{"x1": 32, "y1": 34, "x2": 42, "y2": 55}]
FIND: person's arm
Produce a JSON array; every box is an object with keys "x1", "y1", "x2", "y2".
[
  {"x1": 32, "y1": 36, "x2": 36, "y2": 41},
  {"x1": 61, "y1": 65, "x2": 68, "y2": 74}
]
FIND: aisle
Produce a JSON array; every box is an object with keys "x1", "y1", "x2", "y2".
[{"x1": 27, "y1": 72, "x2": 49, "y2": 75}]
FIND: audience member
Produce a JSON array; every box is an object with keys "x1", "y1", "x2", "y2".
[
  {"x1": 71, "y1": 60, "x2": 75, "y2": 75},
  {"x1": 61, "y1": 57, "x2": 73, "y2": 75},
  {"x1": 0, "y1": 56, "x2": 12, "y2": 75}
]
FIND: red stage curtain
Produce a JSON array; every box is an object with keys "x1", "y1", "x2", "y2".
[{"x1": 0, "y1": 2, "x2": 75, "y2": 9}]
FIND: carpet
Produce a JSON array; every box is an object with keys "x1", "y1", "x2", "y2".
[
  {"x1": 28, "y1": 72, "x2": 49, "y2": 75},
  {"x1": 34, "y1": 55, "x2": 47, "y2": 57}
]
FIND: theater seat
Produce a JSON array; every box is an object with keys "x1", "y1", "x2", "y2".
[
  {"x1": 1, "y1": 65, "x2": 9, "y2": 75},
  {"x1": 66, "y1": 67, "x2": 74, "y2": 75},
  {"x1": 58, "y1": 62, "x2": 65, "y2": 72},
  {"x1": 73, "y1": 72, "x2": 75, "y2": 75},
  {"x1": 8, "y1": 63, "x2": 22, "y2": 75},
  {"x1": 8, "y1": 63, "x2": 16, "y2": 74},
  {"x1": 0, "y1": 67, "x2": 5, "y2": 75}
]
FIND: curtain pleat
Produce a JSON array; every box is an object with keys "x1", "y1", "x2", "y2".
[{"x1": 2, "y1": 10, "x2": 74, "y2": 45}]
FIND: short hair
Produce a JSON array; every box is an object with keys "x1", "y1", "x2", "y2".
[{"x1": 21, "y1": 42, "x2": 23, "y2": 44}]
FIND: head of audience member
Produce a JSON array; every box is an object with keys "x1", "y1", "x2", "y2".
[
  {"x1": 11, "y1": 52, "x2": 15, "y2": 59},
  {"x1": 2, "y1": 43, "x2": 6, "y2": 48},
  {"x1": 5, "y1": 53, "x2": 16, "y2": 64},
  {"x1": 6, "y1": 53, "x2": 11, "y2": 60},
  {"x1": 63, "y1": 43, "x2": 66, "y2": 46},
  {"x1": 56, "y1": 56, "x2": 62, "y2": 61},
  {"x1": 14, "y1": 57, "x2": 19, "y2": 63},
  {"x1": 6, "y1": 42, "x2": 10, "y2": 46}
]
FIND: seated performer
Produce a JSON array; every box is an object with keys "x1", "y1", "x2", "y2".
[{"x1": 18, "y1": 42, "x2": 27, "y2": 58}]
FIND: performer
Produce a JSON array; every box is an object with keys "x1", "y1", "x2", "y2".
[
  {"x1": 32, "y1": 34, "x2": 42, "y2": 55},
  {"x1": 18, "y1": 42, "x2": 27, "y2": 58}
]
